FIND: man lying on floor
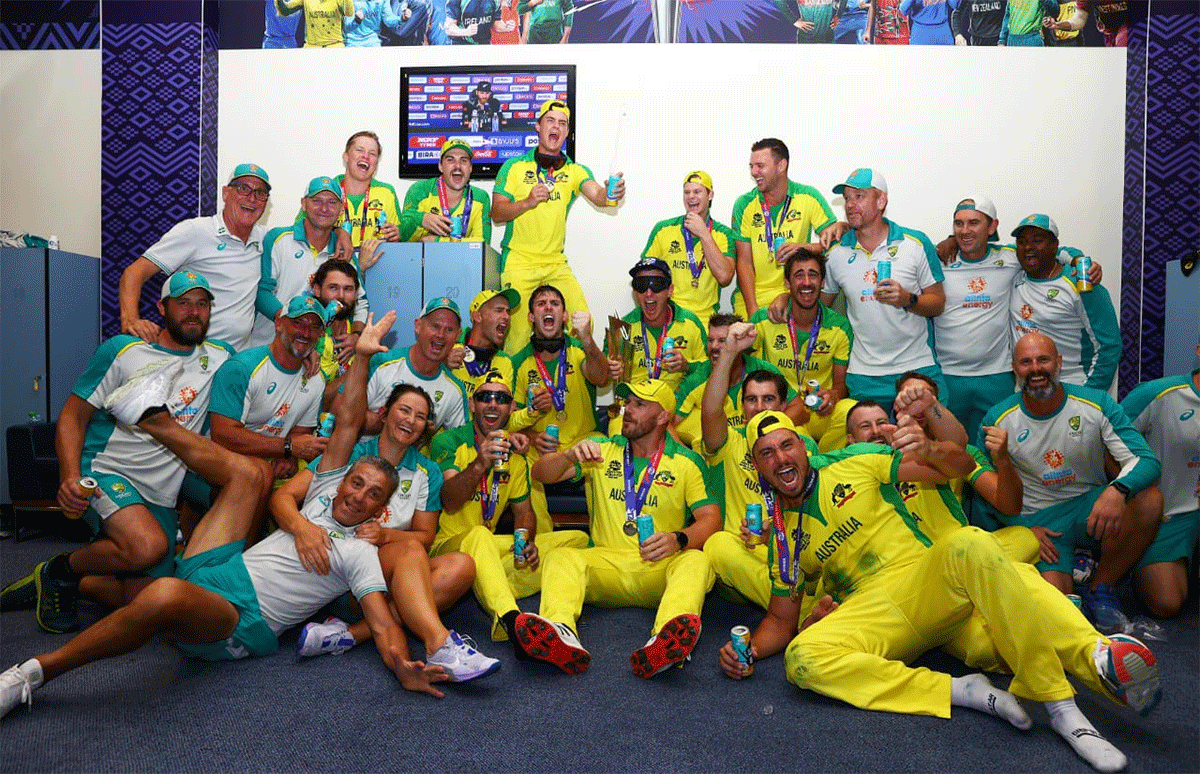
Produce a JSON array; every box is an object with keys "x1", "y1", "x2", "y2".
[{"x1": 1, "y1": 334, "x2": 460, "y2": 717}]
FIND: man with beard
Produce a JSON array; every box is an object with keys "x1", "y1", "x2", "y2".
[
  {"x1": 510, "y1": 284, "x2": 610, "y2": 533},
  {"x1": 722, "y1": 408, "x2": 1161, "y2": 774},
  {"x1": 821, "y1": 168, "x2": 947, "y2": 406},
  {"x1": 492, "y1": 98, "x2": 626, "y2": 352},
  {"x1": 520, "y1": 379, "x2": 721, "y2": 677},
  {"x1": 752, "y1": 250, "x2": 854, "y2": 452},
  {"x1": 309, "y1": 258, "x2": 364, "y2": 404},
  {"x1": 252, "y1": 177, "x2": 368, "y2": 349},
  {"x1": 609, "y1": 258, "x2": 707, "y2": 394},
  {"x1": 980, "y1": 333, "x2": 1161, "y2": 634},
  {"x1": 13, "y1": 273, "x2": 239, "y2": 634},
  {"x1": 431, "y1": 371, "x2": 589, "y2": 645},
  {"x1": 460, "y1": 83, "x2": 505, "y2": 130},
  {"x1": 451, "y1": 289, "x2": 521, "y2": 399},
  {"x1": 730, "y1": 138, "x2": 840, "y2": 318},
  {"x1": 211, "y1": 296, "x2": 330, "y2": 494},
  {"x1": 120, "y1": 164, "x2": 272, "y2": 350},
  {"x1": 360, "y1": 297, "x2": 469, "y2": 436},
  {"x1": 1009, "y1": 214, "x2": 1120, "y2": 391},
  {"x1": 399, "y1": 139, "x2": 492, "y2": 244},
  {"x1": 640, "y1": 170, "x2": 738, "y2": 320},
  {"x1": 698, "y1": 320, "x2": 809, "y2": 610},
  {"x1": 673, "y1": 314, "x2": 797, "y2": 449}
]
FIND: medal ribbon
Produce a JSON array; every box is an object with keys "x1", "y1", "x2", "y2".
[
  {"x1": 464, "y1": 342, "x2": 491, "y2": 377},
  {"x1": 623, "y1": 441, "x2": 665, "y2": 531},
  {"x1": 536, "y1": 165, "x2": 556, "y2": 187},
  {"x1": 680, "y1": 217, "x2": 713, "y2": 285},
  {"x1": 532, "y1": 348, "x2": 568, "y2": 413},
  {"x1": 760, "y1": 193, "x2": 792, "y2": 254},
  {"x1": 639, "y1": 304, "x2": 674, "y2": 379},
  {"x1": 785, "y1": 302, "x2": 823, "y2": 387},
  {"x1": 436, "y1": 177, "x2": 473, "y2": 239},
  {"x1": 759, "y1": 467, "x2": 817, "y2": 588},
  {"x1": 475, "y1": 430, "x2": 502, "y2": 525}
]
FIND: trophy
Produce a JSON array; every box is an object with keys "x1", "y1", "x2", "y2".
[{"x1": 605, "y1": 315, "x2": 633, "y2": 419}]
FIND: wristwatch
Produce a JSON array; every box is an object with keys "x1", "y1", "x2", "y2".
[
  {"x1": 283, "y1": 438, "x2": 293, "y2": 459},
  {"x1": 673, "y1": 530, "x2": 689, "y2": 550},
  {"x1": 903, "y1": 292, "x2": 920, "y2": 311},
  {"x1": 1110, "y1": 481, "x2": 1131, "y2": 501}
]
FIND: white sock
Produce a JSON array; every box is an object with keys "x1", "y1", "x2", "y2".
[
  {"x1": 950, "y1": 673, "x2": 1032, "y2": 730},
  {"x1": 1046, "y1": 698, "x2": 1128, "y2": 773},
  {"x1": 18, "y1": 658, "x2": 44, "y2": 690}
]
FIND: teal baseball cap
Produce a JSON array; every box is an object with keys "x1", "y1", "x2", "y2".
[
  {"x1": 228, "y1": 163, "x2": 271, "y2": 191},
  {"x1": 160, "y1": 271, "x2": 214, "y2": 300},
  {"x1": 1011, "y1": 213, "x2": 1059, "y2": 238},
  {"x1": 833, "y1": 168, "x2": 887, "y2": 195},
  {"x1": 421, "y1": 296, "x2": 462, "y2": 323},
  {"x1": 284, "y1": 294, "x2": 330, "y2": 325},
  {"x1": 305, "y1": 176, "x2": 342, "y2": 199}
]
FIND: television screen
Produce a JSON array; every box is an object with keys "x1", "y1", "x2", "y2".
[{"x1": 399, "y1": 64, "x2": 577, "y2": 181}]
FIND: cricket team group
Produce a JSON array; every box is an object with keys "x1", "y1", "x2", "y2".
[{"x1": 2, "y1": 97, "x2": 1196, "y2": 774}]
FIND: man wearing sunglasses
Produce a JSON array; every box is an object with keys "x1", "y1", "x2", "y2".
[
  {"x1": 609, "y1": 258, "x2": 707, "y2": 393},
  {"x1": 120, "y1": 164, "x2": 272, "y2": 350},
  {"x1": 431, "y1": 371, "x2": 589, "y2": 648},
  {"x1": 492, "y1": 98, "x2": 626, "y2": 354}
]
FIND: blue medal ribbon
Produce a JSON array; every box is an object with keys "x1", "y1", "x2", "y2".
[
  {"x1": 532, "y1": 348, "x2": 568, "y2": 413},
  {"x1": 623, "y1": 441, "x2": 665, "y2": 533},
  {"x1": 786, "y1": 302, "x2": 823, "y2": 387},
  {"x1": 638, "y1": 305, "x2": 674, "y2": 379}
]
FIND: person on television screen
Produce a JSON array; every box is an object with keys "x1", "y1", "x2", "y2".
[
  {"x1": 399, "y1": 139, "x2": 492, "y2": 244},
  {"x1": 461, "y1": 82, "x2": 506, "y2": 132},
  {"x1": 492, "y1": 98, "x2": 625, "y2": 354}
]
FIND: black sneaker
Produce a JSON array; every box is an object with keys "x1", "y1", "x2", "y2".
[
  {"x1": 34, "y1": 556, "x2": 79, "y2": 633},
  {"x1": 0, "y1": 569, "x2": 38, "y2": 610}
]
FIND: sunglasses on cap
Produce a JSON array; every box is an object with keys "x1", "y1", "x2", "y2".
[
  {"x1": 474, "y1": 390, "x2": 514, "y2": 405},
  {"x1": 632, "y1": 276, "x2": 670, "y2": 294}
]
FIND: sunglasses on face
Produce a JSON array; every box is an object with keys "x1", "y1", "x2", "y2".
[
  {"x1": 632, "y1": 276, "x2": 670, "y2": 294},
  {"x1": 474, "y1": 390, "x2": 514, "y2": 405}
]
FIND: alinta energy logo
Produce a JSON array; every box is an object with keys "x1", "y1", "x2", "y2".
[
  {"x1": 968, "y1": 277, "x2": 986, "y2": 293},
  {"x1": 1020, "y1": 304, "x2": 1034, "y2": 320},
  {"x1": 1043, "y1": 449, "x2": 1065, "y2": 468}
]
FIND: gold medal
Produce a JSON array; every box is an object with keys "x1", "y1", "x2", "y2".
[
  {"x1": 623, "y1": 520, "x2": 638, "y2": 536},
  {"x1": 462, "y1": 347, "x2": 475, "y2": 363},
  {"x1": 556, "y1": 410, "x2": 567, "y2": 421},
  {"x1": 691, "y1": 278, "x2": 700, "y2": 288}
]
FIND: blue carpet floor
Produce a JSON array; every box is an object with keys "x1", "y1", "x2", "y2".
[{"x1": 1, "y1": 533, "x2": 1196, "y2": 773}]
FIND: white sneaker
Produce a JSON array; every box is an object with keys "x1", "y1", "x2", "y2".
[
  {"x1": 1, "y1": 665, "x2": 33, "y2": 719},
  {"x1": 427, "y1": 630, "x2": 501, "y2": 682},
  {"x1": 297, "y1": 616, "x2": 355, "y2": 658},
  {"x1": 103, "y1": 358, "x2": 183, "y2": 425}
]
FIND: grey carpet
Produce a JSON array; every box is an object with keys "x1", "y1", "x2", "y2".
[{"x1": 1, "y1": 534, "x2": 1196, "y2": 773}]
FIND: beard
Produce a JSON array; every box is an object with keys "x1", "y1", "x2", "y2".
[
  {"x1": 163, "y1": 314, "x2": 208, "y2": 347},
  {"x1": 1020, "y1": 371, "x2": 1060, "y2": 400},
  {"x1": 531, "y1": 333, "x2": 566, "y2": 353}
]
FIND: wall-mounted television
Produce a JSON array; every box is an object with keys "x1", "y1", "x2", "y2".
[{"x1": 399, "y1": 64, "x2": 577, "y2": 181}]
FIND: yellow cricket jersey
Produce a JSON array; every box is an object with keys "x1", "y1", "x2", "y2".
[
  {"x1": 399, "y1": 179, "x2": 492, "y2": 244},
  {"x1": 620, "y1": 302, "x2": 708, "y2": 392},
  {"x1": 429, "y1": 423, "x2": 530, "y2": 543},
  {"x1": 509, "y1": 340, "x2": 598, "y2": 446},
  {"x1": 448, "y1": 346, "x2": 515, "y2": 406},
  {"x1": 493, "y1": 149, "x2": 595, "y2": 267},
  {"x1": 768, "y1": 444, "x2": 930, "y2": 615},
  {"x1": 641, "y1": 215, "x2": 738, "y2": 319},
  {"x1": 316, "y1": 319, "x2": 354, "y2": 384},
  {"x1": 730, "y1": 181, "x2": 836, "y2": 310},
  {"x1": 573, "y1": 435, "x2": 715, "y2": 550},
  {"x1": 674, "y1": 356, "x2": 797, "y2": 449},
  {"x1": 892, "y1": 446, "x2": 991, "y2": 543},
  {"x1": 750, "y1": 303, "x2": 853, "y2": 393},
  {"x1": 276, "y1": 0, "x2": 354, "y2": 47}
]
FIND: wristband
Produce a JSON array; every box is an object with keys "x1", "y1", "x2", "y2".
[
  {"x1": 283, "y1": 438, "x2": 293, "y2": 459},
  {"x1": 903, "y1": 292, "x2": 919, "y2": 311},
  {"x1": 1110, "y1": 481, "x2": 1131, "y2": 501}
]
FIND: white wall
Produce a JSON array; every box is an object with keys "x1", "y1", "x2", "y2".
[
  {"x1": 0, "y1": 50, "x2": 102, "y2": 256},
  {"x1": 219, "y1": 43, "x2": 1126, "y2": 327}
]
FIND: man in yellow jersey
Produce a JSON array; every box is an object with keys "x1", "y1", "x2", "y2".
[
  {"x1": 492, "y1": 98, "x2": 626, "y2": 353},
  {"x1": 673, "y1": 314, "x2": 798, "y2": 449},
  {"x1": 640, "y1": 170, "x2": 738, "y2": 320},
  {"x1": 751, "y1": 250, "x2": 855, "y2": 451},
  {"x1": 518, "y1": 379, "x2": 720, "y2": 678},
  {"x1": 274, "y1": 0, "x2": 354, "y2": 46},
  {"x1": 730, "y1": 138, "x2": 842, "y2": 317},
  {"x1": 698, "y1": 320, "x2": 811, "y2": 610},
  {"x1": 449, "y1": 289, "x2": 520, "y2": 400},
  {"x1": 399, "y1": 138, "x2": 492, "y2": 244},
  {"x1": 607, "y1": 258, "x2": 707, "y2": 395},
  {"x1": 430, "y1": 371, "x2": 589, "y2": 647},
  {"x1": 509, "y1": 285, "x2": 611, "y2": 534},
  {"x1": 719, "y1": 410, "x2": 1162, "y2": 774},
  {"x1": 328, "y1": 131, "x2": 401, "y2": 266}
]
